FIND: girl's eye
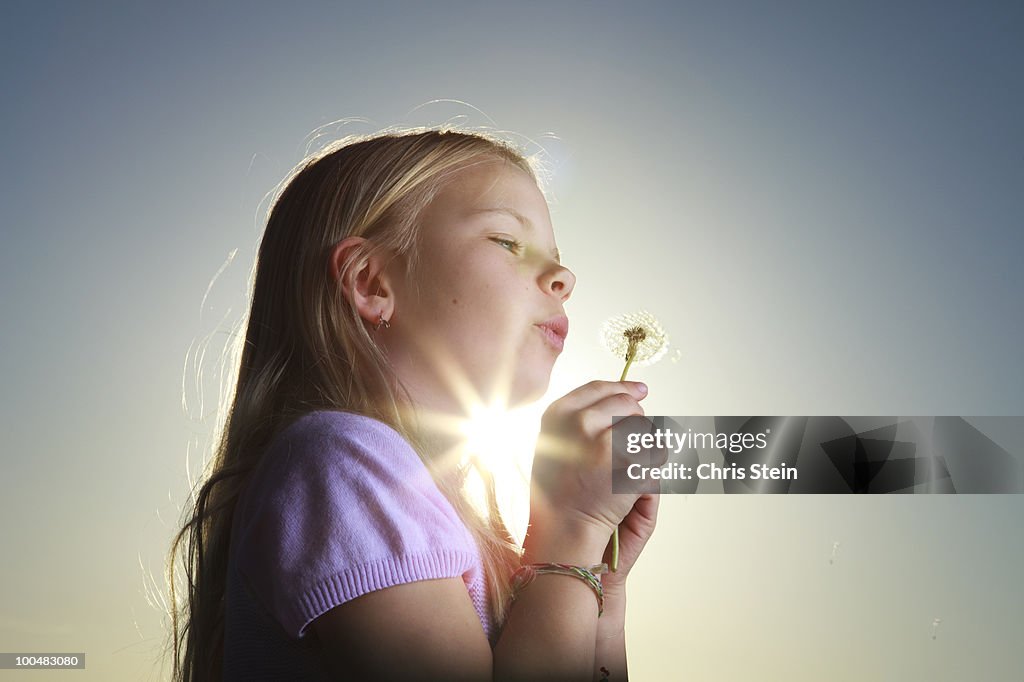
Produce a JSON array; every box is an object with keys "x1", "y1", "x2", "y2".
[{"x1": 492, "y1": 237, "x2": 523, "y2": 253}]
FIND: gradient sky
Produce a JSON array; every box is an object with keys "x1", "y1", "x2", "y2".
[{"x1": 1, "y1": 2, "x2": 1022, "y2": 680}]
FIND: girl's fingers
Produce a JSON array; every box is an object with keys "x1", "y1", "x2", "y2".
[
  {"x1": 620, "y1": 494, "x2": 660, "y2": 540},
  {"x1": 553, "y1": 380, "x2": 648, "y2": 413},
  {"x1": 634, "y1": 493, "x2": 660, "y2": 522},
  {"x1": 576, "y1": 392, "x2": 645, "y2": 436}
]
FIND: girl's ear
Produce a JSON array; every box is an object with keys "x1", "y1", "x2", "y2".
[{"x1": 329, "y1": 236, "x2": 397, "y2": 325}]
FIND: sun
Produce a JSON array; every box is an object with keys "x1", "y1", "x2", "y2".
[
  {"x1": 460, "y1": 403, "x2": 518, "y2": 471},
  {"x1": 399, "y1": 332, "x2": 551, "y2": 543},
  {"x1": 455, "y1": 400, "x2": 541, "y2": 539}
]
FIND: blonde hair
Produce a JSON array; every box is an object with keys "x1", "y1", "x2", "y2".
[{"x1": 167, "y1": 127, "x2": 546, "y2": 681}]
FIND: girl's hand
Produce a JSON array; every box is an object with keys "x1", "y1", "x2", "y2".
[
  {"x1": 529, "y1": 380, "x2": 650, "y2": 537},
  {"x1": 600, "y1": 493, "x2": 660, "y2": 595}
]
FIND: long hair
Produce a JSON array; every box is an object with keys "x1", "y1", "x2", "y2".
[{"x1": 166, "y1": 127, "x2": 546, "y2": 681}]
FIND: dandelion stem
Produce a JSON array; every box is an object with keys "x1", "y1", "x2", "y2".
[
  {"x1": 618, "y1": 355, "x2": 635, "y2": 382},
  {"x1": 611, "y1": 529, "x2": 620, "y2": 573},
  {"x1": 610, "y1": 337, "x2": 642, "y2": 571}
]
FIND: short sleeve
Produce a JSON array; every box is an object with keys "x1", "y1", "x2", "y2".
[{"x1": 231, "y1": 411, "x2": 480, "y2": 639}]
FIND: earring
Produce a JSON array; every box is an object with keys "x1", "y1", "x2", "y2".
[{"x1": 374, "y1": 312, "x2": 391, "y2": 331}]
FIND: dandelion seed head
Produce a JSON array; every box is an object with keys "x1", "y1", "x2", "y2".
[{"x1": 600, "y1": 310, "x2": 669, "y2": 367}]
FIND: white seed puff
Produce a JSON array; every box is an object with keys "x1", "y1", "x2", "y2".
[{"x1": 600, "y1": 310, "x2": 670, "y2": 367}]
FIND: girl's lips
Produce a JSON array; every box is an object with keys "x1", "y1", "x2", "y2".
[{"x1": 536, "y1": 324, "x2": 565, "y2": 351}]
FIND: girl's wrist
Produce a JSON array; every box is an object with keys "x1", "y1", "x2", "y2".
[
  {"x1": 602, "y1": 578, "x2": 627, "y2": 599},
  {"x1": 522, "y1": 516, "x2": 610, "y2": 567},
  {"x1": 601, "y1": 566, "x2": 629, "y2": 595},
  {"x1": 596, "y1": 590, "x2": 626, "y2": 639}
]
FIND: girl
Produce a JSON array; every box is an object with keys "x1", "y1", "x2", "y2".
[{"x1": 167, "y1": 127, "x2": 660, "y2": 681}]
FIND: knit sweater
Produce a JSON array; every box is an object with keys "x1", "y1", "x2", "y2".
[{"x1": 222, "y1": 410, "x2": 493, "y2": 680}]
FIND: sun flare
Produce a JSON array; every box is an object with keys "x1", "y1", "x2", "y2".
[
  {"x1": 406, "y1": 336, "x2": 546, "y2": 543},
  {"x1": 457, "y1": 401, "x2": 540, "y2": 529},
  {"x1": 406, "y1": 399, "x2": 542, "y2": 544}
]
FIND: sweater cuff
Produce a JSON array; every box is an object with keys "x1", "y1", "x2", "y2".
[{"x1": 288, "y1": 548, "x2": 478, "y2": 638}]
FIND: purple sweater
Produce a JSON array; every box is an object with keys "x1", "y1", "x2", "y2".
[{"x1": 223, "y1": 410, "x2": 493, "y2": 680}]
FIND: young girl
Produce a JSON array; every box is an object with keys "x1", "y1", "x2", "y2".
[{"x1": 167, "y1": 127, "x2": 660, "y2": 681}]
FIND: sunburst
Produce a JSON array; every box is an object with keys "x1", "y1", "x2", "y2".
[{"x1": 399, "y1": 331, "x2": 542, "y2": 537}]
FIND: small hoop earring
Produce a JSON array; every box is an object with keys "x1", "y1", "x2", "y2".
[{"x1": 373, "y1": 313, "x2": 391, "y2": 331}]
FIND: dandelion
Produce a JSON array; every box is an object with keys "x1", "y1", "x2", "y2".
[
  {"x1": 601, "y1": 310, "x2": 670, "y2": 378},
  {"x1": 600, "y1": 310, "x2": 670, "y2": 571}
]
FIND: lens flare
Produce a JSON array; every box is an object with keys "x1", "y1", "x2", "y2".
[{"x1": 455, "y1": 402, "x2": 541, "y2": 524}]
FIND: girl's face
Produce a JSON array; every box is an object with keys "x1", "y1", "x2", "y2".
[{"x1": 384, "y1": 161, "x2": 575, "y2": 414}]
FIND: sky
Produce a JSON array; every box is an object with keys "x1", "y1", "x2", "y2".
[{"x1": 1, "y1": 1, "x2": 1022, "y2": 680}]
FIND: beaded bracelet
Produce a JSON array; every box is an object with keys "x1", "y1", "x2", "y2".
[{"x1": 509, "y1": 562, "x2": 608, "y2": 617}]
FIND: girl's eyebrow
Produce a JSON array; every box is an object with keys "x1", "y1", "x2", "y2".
[{"x1": 468, "y1": 207, "x2": 561, "y2": 263}]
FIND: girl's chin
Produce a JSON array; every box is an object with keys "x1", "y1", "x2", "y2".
[
  {"x1": 506, "y1": 374, "x2": 551, "y2": 407},
  {"x1": 464, "y1": 360, "x2": 552, "y2": 408}
]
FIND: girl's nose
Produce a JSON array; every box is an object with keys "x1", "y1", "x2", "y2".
[{"x1": 541, "y1": 263, "x2": 576, "y2": 301}]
